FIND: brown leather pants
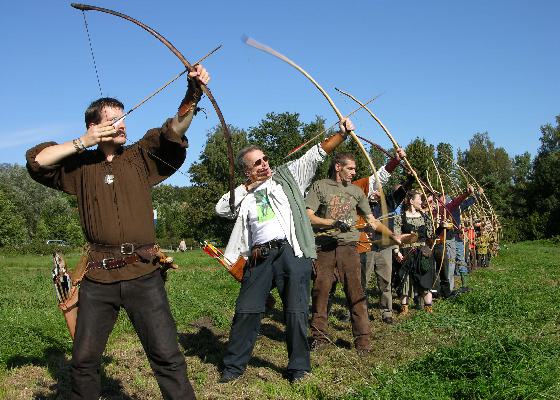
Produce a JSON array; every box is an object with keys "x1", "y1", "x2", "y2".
[{"x1": 311, "y1": 244, "x2": 370, "y2": 349}]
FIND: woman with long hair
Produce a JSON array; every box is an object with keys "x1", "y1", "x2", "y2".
[{"x1": 393, "y1": 190, "x2": 436, "y2": 313}]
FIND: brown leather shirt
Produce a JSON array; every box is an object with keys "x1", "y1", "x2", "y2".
[{"x1": 26, "y1": 118, "x2": 187, "y2": 283}]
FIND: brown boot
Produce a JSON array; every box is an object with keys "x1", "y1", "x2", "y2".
[{"x1": 424, "y1": 304, "x2": 433, "y2": 313}]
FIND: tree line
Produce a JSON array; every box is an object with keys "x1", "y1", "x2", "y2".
[{"x1": 1, "y1": 112, "x2": 558, "y2": 251}]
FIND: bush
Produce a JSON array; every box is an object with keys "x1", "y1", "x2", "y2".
[{"x1": 1, "y1": 240, "x2": 81, "y2": 256}]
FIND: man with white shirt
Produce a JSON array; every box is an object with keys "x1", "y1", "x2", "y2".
[{"x1": 215, "y1": 118, "x2": 354, "y2": 383}]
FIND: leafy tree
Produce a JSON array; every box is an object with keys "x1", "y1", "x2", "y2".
[
  {"x1": 530, "y1": 115, "x2": 560, "y2": 237},
  {"x1": 0, "y1": 164, "x2": 61, "y2": 239},
  {"x1": 186, "y1": 125, "x2": 249, "y2": 244},
  {"x1": 458, "y1": 132, "x2": 513, "y2": 219},
  {"x1": 37, "y1": 196, "x2": 84, "y2": 245},
  {"x1": 0, "y1": 187, "x2": 28, "y2": 246},
  {"x1": 436, "y1": 142, "x2": 454, "y2": 194},
  {"x1": 512, "y1": 152, "x2": 532, "y2": 187},
  {"x1": 248, "y1": 112, "x2": 305, "y2": 169},
  {"x1": 406, "y1": 137, "x2": 435, "y2": 191},
  {"x1": 190, "y1": 125, "x2": 248, "y2": 190}
]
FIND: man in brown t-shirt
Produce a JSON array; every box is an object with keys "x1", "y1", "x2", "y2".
[
  {"x1": 305, "y1": 152, "x2": 399, "y2": 354},
  {"x1": 26, "y1": 65, "x2": 210, "y2": 400}
]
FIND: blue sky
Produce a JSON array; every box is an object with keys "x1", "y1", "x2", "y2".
[{"x1": 1, "y1": 0, "x2": 558, "y2": 186}]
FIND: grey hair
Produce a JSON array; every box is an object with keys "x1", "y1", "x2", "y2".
[{"x1": 236, "y1": 145, "x2": 263, "y2": 173}]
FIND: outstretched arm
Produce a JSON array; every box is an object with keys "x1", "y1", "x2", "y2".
[{"x1": 170, "y1": 64, "x2": 210, "y2": 137}]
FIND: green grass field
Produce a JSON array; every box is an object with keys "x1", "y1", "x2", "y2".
[{"x1": 0, "y1": 241, "x2": 559, "y2": 399}]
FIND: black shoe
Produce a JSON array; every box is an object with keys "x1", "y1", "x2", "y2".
[
  {"x1": 448, "y1": 290, "x2": 460, "y2": 299},
  {"x1": 382, "y1": 316, "x2": 394, "y2": 325},
  {"x1": 219, "y1": 372, "x2": 241, "y2": 383},
  {"x1": 459, "y1": 286, "x2": 472, "y2": 293},
  {"x1": 289, "y1": 371, "x2": 310, "y2": 383}
]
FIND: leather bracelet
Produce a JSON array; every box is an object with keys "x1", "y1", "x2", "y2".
[
  {"x1": 178, "y1": 79, "x2": 203, "y2": 117},
  {"x1": 72, "y1": 138, "x2": 86, "y2": 154},
  {"x1": 76, "y1": 137, "x2": 86, "y2": 151}
]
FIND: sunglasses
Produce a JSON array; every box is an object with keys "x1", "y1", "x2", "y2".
[{"x1": 252, "y1": 156, "x2": 269, "y2": 167}]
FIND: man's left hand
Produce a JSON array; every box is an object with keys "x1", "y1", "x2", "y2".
[
  {"x1": 189, "y1": 64, "x2": 210, "y2": 86},
  {"x1": 339, "y1": 117, "x2": 355, "y2": 135}
]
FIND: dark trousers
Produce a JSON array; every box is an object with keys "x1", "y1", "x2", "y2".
[
  {"x1": 222, "y1": 244, "x2": 312, "y2": 378},
  {"x1": 433, "y1": 244, "x2": 451, "y2": 298},
  {"x1": 311, "y1": 245, "x2": 370, "y2": 348},
  {"x1": 71, "y1": 269, "x2": 195, "y2": 400}
]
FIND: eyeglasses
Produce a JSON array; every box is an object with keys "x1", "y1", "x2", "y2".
[{"x1": 252, "y1": 156, "x2": 269, "y2": 167}]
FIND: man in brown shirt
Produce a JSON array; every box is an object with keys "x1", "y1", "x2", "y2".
[
  {"x1": 305, "y1": 152, "x2": 399, "y2": 354},
  {"x1": 26, "y1": 64, "x2": 210, "y2": 400}
]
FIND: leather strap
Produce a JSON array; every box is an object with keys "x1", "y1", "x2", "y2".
[
  {"x1": 88, "y1": 242, "x2": 154, "y2": 255},
  {"x1": 252, "y1": 238, "x2": 288, "y2": 251},
  {"x1": 401, "y1": 242, "x2": 426, "y2": 249},
  {"x1": 87, "y1": 254, "x2": 141, "y2": 270}
]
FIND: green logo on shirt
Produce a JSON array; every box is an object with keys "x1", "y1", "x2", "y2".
[{"x1": 255, "y1": 190, "x2": 275, "y2": 223}]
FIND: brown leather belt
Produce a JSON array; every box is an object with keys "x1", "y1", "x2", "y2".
[
  {"x1": 87, "y1": 242, "x2": 156, "y2": 270},
  {"x1": 88, "y1": 254, "x2": 142, "y2": 270}
]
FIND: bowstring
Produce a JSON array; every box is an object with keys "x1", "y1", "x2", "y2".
[
  {"x1": 81, "y1": 11, "x2": 103, "y2": 97},
  {"x1": 78, "y1": 11, "x2": 190, "y2": 180}
]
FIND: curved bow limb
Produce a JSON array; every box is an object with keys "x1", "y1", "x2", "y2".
[
  {"x1": 453, "y1": 161, "x2": 500, "y2": 245},
  {"x1": 442, "y1": 152, "x2": 496, "y2": 227},
  {"x1": 456, "y1": 162, "x2": 498, "y2": 223},
  {"x1": 71, "y1": 3, "x2": 236, "y2": 213},
  {"x1": 243, "y1": 37, "x2": 391, "y2": 237},
  {"x1": 431, "y1": 158, "x2": 447, "y2": 288},
  {"x1": 334, "y1": 87, "x2": 437, "y2": 236},
  {"x1": 284, "y1": 93, "x2": 384, "y2": 160}
]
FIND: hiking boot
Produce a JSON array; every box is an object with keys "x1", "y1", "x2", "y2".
[
  {"x1": 382, "y1": 316, "x2": 394, "y2": 325},
  {"x1": 219, "y1": 372, "x2": 241, "y2": 383},
  {"x1": 289, "y1": 371, "x2": 310, "y2": 383},
  {"x1": 424, "y1": 305, "x2": 433, "y2": 313},
  {"x1": 399, "y1": 304, "x2": 409, "y2": 315},
  {"x1": 448, "y1": 289, "x2": 460, "y2": 299}
]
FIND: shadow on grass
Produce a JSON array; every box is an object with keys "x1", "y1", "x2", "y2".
[
  {"x1": 179, "y1": 319, "x2": 285, "y2": 375},
  {"x1": 6, "y1": 330, "x2": 137, "y2": 400}
]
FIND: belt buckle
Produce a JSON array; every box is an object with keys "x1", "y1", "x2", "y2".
[
  {"x1": 102, "y1": 258, "x2": 115, "y2": 268},
  {"x1": 121, "y1": 243, "x2": 134, "y2": 255}
]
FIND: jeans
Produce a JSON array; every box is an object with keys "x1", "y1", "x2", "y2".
[
  {"x1": 71, "y1": 269, "x2": 195, "y2": 400},
  {"x1": 222, "y1": 244, "x2": 311, "y2": 378},
  {"x1": 455, "y1": 238, "x2": 469, "y2": 274},
  {"x1": 445, "y1": 238, "x2": 457, "y2": 291}
]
